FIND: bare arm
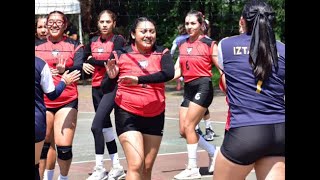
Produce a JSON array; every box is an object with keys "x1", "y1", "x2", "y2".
[{"x1": 170, "y1": 57, "x2": 182, "y2": 81}]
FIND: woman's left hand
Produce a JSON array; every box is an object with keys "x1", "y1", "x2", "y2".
[{"x1": 118, "y1": 75, "x2": 138, "y2": 85}]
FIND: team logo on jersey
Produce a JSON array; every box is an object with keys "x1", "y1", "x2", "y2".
[
  {"x1": 138, "y1": 60, "x2": 148, "y2": 69},
  {"x1": 97, "y1": 47, "x2": 104, "y2": 54},
  {"x1": 51, "y1": 49, "x2": 59, "y2": 57},
  {"x1": 187, "y1": 47, "x2": 193, "y2": 55}
]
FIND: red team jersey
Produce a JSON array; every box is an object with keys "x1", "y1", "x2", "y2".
[
  {"x1": 114, "y1": 44, "x2": 167, "y2": 117},
  {"x1": 35, "y1": 36, "x2": 84, "y2": 108},
  {"x1": 179, "y1": 35, "x2": 216, "y2": 82},
  {"x1": 90, "y1": 34, "x2": 124, "y2": 87}
]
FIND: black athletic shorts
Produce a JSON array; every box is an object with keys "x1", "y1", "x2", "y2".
[
  {"x1": 114, "y1": 104, "x2": 165, "y2": 136},
  {"x1": 221, "y1": 122, "x2": 285, "y2": 165},
  {"x1": 181, "y1": 77, "x2": 214, "y2": 108},
  {"x1": 46, "y1": 99, "x2": 78, "y2": 114}
]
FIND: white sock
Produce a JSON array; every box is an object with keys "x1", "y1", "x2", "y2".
[
  {"x1": 58, "y1": 174, "x2": 68, "y2": 180},
  {"x1": 187, "y1": 143, "x2": 198, "y2": 168},
  {"x1": 95, "y1": 154, "x2": 104, "y2": 167},
  {"x1": 198, "y1": 135, "x2": 215, "y2": 156},
  {"x1": 110, "y1": 153, "x2": 121, "y2": 168},
  {"x1": 195, "y1": 124, "x2": 200, "y2": 130},
  {"x1": 205, "y1": 119, "x2": 212, "y2": 129},
  {"x1": 43, "y1": 169, "x2": 54, "y2": 180}
]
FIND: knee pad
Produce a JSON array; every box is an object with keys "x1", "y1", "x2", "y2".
[
  {"x1": 40, "y1": 142, "x2": 50, "y2": 159},
  {"x1": 102, "y1": 127, "x2": 115, "y2": 142},
  {"x1": 57, "y1": 145, "x2": 73, "y2": 160}
]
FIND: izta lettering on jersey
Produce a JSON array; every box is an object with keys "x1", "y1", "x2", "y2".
[{"x1": 233, "y1": 46, "x2": 249, "y2": 55}]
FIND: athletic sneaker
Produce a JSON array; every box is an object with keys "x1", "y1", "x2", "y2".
[
  {"x1": 107, "y1": 166, "x2": 126, "y2": 180},
  {"x1": 174, "y1": 166, "x2": 201, "y2": 179},
  {"x1": 208, "y1": 153, "x2": 215, "y2": 173},
  {"x1": 203, "y1": 127, "x2": 215, "y2": 141},
  {"x1": 86, "y1": 166, "x2": 107, "y2": 180},
  {"x1": 195, "y1": 128, "x2": 203, "y2": 136}
]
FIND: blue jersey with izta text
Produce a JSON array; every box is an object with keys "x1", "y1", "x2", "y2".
[{"x1": 218, "y1": 33, "x2": 285, "y2": 128}]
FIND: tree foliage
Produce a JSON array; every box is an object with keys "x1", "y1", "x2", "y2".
[{"x1": 79, "y1": 0, "x2": 285, "y2": 46}]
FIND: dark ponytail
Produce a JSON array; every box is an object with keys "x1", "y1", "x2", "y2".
[{"x1": 243, "y1": 0, "x2": 278, "y2": 81}]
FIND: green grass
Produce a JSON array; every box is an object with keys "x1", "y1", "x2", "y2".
[{"x1": 211, "y1": 66, "x2": 220, "y2": 88}]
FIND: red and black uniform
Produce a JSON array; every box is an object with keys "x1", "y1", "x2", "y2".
[
  {"x1": 106, "y1": 44, "x2": 174, "y2": 136},
  {"x1": 84, "y1": 34, "x2": 125, "y2": 155},
  {"x1": 178, "y1": 35, "x2": 216, "y2": 108},
  {"x1": 35, "y1": 36, "x2": 85, "y2": 109},
  {"x1": 85, "y1": 34, "x2": 126, "y2": 89}
]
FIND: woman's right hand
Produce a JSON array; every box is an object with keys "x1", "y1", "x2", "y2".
[
  {"x1": 61, "y1": 70, "x2": 81, "y2": 85},
  {"x1": 50, "y1": 68, "x2": 59, "y2": 76},
  {"x1": 82, "y1": 63, "x2": 94, "y2": 74}
]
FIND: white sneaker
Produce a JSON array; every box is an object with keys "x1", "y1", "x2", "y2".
[
  {"x1": 86, "y1": 166, "x2": 108, "y2": 180},
  {"x1": 174, "y1": 166, "x2": 201, "y2": 179},
  {"x1": 208, "y1": 153, "x2": 215, "y2": 173},
  {"x1": 107, "y1": 166, "x2": 126, "y2": 180}
]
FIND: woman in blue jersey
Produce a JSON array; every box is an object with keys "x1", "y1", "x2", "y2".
[
  {"x1": 105, "y1": 17, "x2": 174, "y2": 180},
  {"x1": 214, "y1": 0, "x2": 285, "y2": 179},
  {"x1": 172, "y1": 10, "x2": 220, "y2": 180},
  {"x1": 35, "y1": 15, "x2": 58, "y2": 180},
  {"x1": 35, "y1": 56, "x2": 80, "y2": 180},
  {"x1": 82, "y1": 10, "x2": 126, "y2": 180}
]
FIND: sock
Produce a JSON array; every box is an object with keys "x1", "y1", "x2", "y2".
[
  {"x1": 198, "y1": 135, "x2": 215, "y2": 156},
  {"x1": 95, "y1": 154, "x2": 104, "y2": 167},
  {"x1": 110, "y1": 153, "x2": 121, "y2": 168},
  {"x1": 195, "y1": 124, "x2": 200, "y2": 130},
  {"x1": 205, "y1": 119, "x2": 212, "y2": 129},
  {"x1": 43, "y1": 169, "x2": 55, "y2": 180},
  {"x1": 58, "y1": 174, "x2": 68, "y2": 180},
  {"x1": 187, "y1": 143, "x2": 198, "y2": 168}
]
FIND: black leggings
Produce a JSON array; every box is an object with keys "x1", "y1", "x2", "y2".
[{"x1": 91, "y1": 86, "x2": 117, "y2": 154}]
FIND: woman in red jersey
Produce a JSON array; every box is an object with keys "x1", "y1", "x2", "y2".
[
  {"x1": 105, "y1": 17, "x2": 174, "y2": 180},
  {"x1": 172, "y1": 10, "x2": 220, "y2": 180},
  {"x1": 35, "y1": 10, "x2": 85, "y2": 180},
  {"x1": 82, "y1": 10, "x2": 126, "y2": 180}
]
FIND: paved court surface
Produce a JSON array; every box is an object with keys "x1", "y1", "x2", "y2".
[{"x1": 50, "y1": 83, "x2": 257, "y2": 180}]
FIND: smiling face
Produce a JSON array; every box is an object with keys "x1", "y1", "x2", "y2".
[
  {"x1": 98, "y1": 12, "x2": 116, "y2": 37},
  {"x1": 185, "y1": 14, "x2": 202, "y2": 39},
  {"x1": 47, "y1": 12, "x2": 67, "y2": 41},
  {"x1": 131, "y1": 20, "x2": 156, "y2": 53},
  {"x1": 36, "y1": 17, "x2": 48, "y2": 39}
]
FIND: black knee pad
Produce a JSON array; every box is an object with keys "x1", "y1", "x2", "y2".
[
  {"x1": 106, "y1": 140, "x2": 117, "y2": 154},
  {"x1": 57, "y1": 145, "x2": 73, "y2": 160},
  {"x1": 40, "y1": 142, "x2": 50, "y2": 159}
]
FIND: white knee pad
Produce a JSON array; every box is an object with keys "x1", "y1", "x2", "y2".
[{"x1": 102, "y1": 127, "x2": 115, "y2": 143}]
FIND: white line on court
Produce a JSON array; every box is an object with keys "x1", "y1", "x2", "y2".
[{"x1": 71, "y1": 149, "x2": 217, "y2": 164}]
